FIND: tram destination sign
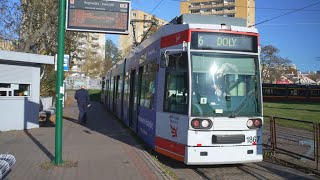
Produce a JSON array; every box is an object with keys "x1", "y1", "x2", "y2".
[
  {"x1": 191, "y1": 32, "x2": 258, "y2": 53},
  {"x1": 66, "y1": 0, "x2": 130, "y2": 34}
]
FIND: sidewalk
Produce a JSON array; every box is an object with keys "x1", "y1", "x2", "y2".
[{"x1": 0, "y1": 92, "x2": 170, "y2": 180}]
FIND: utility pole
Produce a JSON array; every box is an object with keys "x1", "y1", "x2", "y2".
[{"x1": 55, "y1": 0, "x2": 66, "y2": 165}]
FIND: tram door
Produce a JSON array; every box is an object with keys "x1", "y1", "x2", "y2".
[{"x1": 129, "y1": 69, "x2": 137, "y2": 130}]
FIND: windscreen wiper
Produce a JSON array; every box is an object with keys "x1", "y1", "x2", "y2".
[{"x1": 229, "y1": 90, "x2": 258, "y2": 118}]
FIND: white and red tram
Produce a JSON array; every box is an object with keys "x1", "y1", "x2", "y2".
[{"x1": 102, "y1": 15, "x2": 263, "y2": 165}]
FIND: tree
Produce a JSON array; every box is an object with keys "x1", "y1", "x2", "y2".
[
  {"x1": 82, "y1": 39, "x2": 123, "y2": 78},
  {"x1": 104, "y1": 39, "x2": 122, "y2": 71},
  {"x1": 81, "y1": 48, "x2": 104, "y2": 78},
  {"x1": 18, "y1": 0, "x2": 78, "y2": 96},
  {"x1": 0, "y1": 0, "x2": 21, "y2": 41},
  {"x1": 139, "y1": 16, "x2": 160, "y2": 44},
  {"x1": 260, "y1": 45, "x2": 292, "y2": 83}
]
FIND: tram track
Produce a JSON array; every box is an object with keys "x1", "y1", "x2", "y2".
[
  {"x1": 192, "y1": 164, "x2": 272, "y2": 180},
  {"x1": 193, "y1": 168, "x2": 212, "y2": 180},
  {"x1": 237, "y1": 165, "x2": 268, "y2": 180}
]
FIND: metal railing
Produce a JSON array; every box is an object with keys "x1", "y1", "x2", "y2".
[{"x1": 263, "y1": 116, "x2": 319, "y2": 169}]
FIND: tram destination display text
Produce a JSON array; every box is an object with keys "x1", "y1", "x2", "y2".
[
  {"x1": 191, "y1": 32, "x2": 258, "y2": 53},
  {"x1": 66, "y1": 0, "x2": 130, "y2": 34}
]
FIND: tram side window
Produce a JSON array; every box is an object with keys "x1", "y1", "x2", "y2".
[
  {"x1": 140, "y1": 62, "x2": 157, "y2": 109},
  {"x1": 164, "y1": 53, "x2": 188, "y2": 114},
  {"x1": 118, "y1": 76, "x2": 122, "y2": 99},
  {"x1": 288, "y1": 89, "x2": 298, "y2": 96},
  {"x1": 310, "y1": 89, "x2": 320, "y2": 97},
  {"x1": 124, "y1": 73, "x2": 130, "y2": 103},
  {"x1": 110, "y1": 78, "x2": 114, "y2": 101}
]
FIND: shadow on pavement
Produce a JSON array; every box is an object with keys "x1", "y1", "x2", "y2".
[{"x1": 24, "y1": 130, "x2": 54, "y2": 161}]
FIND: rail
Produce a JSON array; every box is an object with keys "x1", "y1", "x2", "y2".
[{"x1": 263, "y1": 116, "x2": 319, "y2": 169}]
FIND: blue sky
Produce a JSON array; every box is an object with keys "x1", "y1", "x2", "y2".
[{"x1": 107, "y1": 0, "x2": 320, "y2": 72}]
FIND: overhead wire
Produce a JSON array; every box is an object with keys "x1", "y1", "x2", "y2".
[
  {"x1": 253, "y1": 1, "x2": 320, "y2": 26},
  {"x1": 119, "y1": 0, "x2": 165, "y2": 49},
  {"x1": 120, "y1": 0, "x2": 320, "y2": 47}
]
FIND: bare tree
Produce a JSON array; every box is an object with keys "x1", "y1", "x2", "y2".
[
  {"x1": 0, "y1": 0, "x2": 21, "y2": 41},
  {"x1": 260, "y1": 45, "x2": 292, "y2": 83}
]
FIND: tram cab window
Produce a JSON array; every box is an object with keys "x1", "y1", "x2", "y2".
[
  {"x1": 191, "y1": 53, "x2": 261, "y2": 117},
  {"x1": 164, "y1": 52, "x2": 188, "y2": 114}
]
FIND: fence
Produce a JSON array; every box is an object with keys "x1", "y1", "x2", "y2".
[
  {"x1": 263, "y1": 116, "x2": 319, "y2": 169},
  {"x1": 65, "y1": 76, "x2": 101, "y2": 90}
]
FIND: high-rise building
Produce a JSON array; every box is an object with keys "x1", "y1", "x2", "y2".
[
  {"x1": 71, "y1": 33, "x2": 105, "y2": 77},
  {"x1": 119, "y1": 10, "x2": 168, "y2": 57},
  {"x1": 180, "y1": 0, "x2": 255, "y2": 27}
]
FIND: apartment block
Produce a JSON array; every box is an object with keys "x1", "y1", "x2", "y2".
[
  {"x1": 119, "y1": 10, "x2": 168, "y2": 57},
  {"x1": 180, "y1": 0, "x2": 255, "y2": 27},
  {"x1": 71, "y1": 33, "x2": 105, "y2": 77}
]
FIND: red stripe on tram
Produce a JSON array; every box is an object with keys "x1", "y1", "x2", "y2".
[
  {"x1": 155, "y1": 137, "x2": 185, "y2": 162},
  {"x1": 160, "y1": 30, "x2": 190, "y2": 48}
]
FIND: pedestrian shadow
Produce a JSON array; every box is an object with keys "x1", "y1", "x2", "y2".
[{"x1": 63, "y1": 116, "x2": 78, "y2": 124}]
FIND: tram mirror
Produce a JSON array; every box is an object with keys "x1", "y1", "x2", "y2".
[{"x1": 160, "y1": 53, "x2": 169, "y2": 68}]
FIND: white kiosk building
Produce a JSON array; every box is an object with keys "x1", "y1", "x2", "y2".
[{"x1": 0, "y1": 50, "x2": 54, "y2": 131}]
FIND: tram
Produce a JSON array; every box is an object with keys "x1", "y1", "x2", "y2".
[
  {"x1": 262, "y1": 83, "x2": 320, "y2": 102},
  {"x1": 102, "y1": 14, "x2": 263, "y2": 165}
]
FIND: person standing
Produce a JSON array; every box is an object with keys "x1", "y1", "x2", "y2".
[{"x1": 74, "y1": 85, "x2": 90, "y2": 124}]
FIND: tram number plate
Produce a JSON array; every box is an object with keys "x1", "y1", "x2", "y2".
[{"x1": 246, "y1": 136, "x2": 260, "y2": 143}]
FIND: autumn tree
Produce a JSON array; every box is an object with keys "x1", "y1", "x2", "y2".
[
  {"x1": 0, "y1": 0, "x2": 80, "y2": 96},
  {"x1": 260, "y1": 45, "x2": 292, "y2": 83},
  {"x1": 81, "y1": 48, "x2": 104, "y2": 78},
  {"x1": 105, "y1": 39, "x2": 122, "y2": 71}
]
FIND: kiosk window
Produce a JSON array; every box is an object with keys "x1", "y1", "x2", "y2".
[{"x1": 0, "y1": 83, "x2": 31, "y2": 97}]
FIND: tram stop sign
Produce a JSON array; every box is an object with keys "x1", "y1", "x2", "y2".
[{"x1": 66, "y1": 0, "x2": 130, "y2": 34}]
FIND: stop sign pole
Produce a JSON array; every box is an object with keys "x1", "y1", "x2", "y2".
[{"x1": 55, "y1": 0, "x2": 66, "y2": 165}]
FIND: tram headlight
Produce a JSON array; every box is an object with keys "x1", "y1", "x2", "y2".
[
  {"x1": 247, "y1": 119, "x2": 262, "y2": 129},
  {"x1": 191, "y1": 119, "x2": 212, "y2": 129},
  {"x1": 201, "y1": 120, "x2": 210, "y2": 128},
  {"x1": 246, "y1": 119, "x2": 254, "y2": 127}
]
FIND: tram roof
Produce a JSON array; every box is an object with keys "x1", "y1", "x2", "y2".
[{"x1": 113, "y1": 14, "x2": 259, "y2": 69}]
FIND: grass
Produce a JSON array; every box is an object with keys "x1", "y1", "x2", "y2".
[
  {"x1": 263, "y1": 101, "x2": 320, "y2": 122},
  {"x1": 263, "y1": 101, "x2": 320, "y2": 130},
  {"x1": 40, "y1": 160, "x2": 78, "y2": 170},
  {"x1": 88, "y1": 89, "x2": 101, "y2": 102}
]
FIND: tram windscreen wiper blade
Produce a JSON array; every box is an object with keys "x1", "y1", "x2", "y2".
[{"x1": 229, "y1": 90, "x2": 257, "y2": 118}]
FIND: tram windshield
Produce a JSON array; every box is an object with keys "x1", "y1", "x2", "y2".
[{"x1": 191, "y1": 52, "x2": 262, "y2": 117}]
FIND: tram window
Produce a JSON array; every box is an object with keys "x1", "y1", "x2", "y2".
[
  {"x1": 288, "y1": 89, "x2": 297, "y2": 96},
  {"x1": 310, "y1": 90, "x2": 320, "y2": 97},
  {"x1": 140, "y1": 62, "x2": 158, "y2": 109},
  {"x1": 124, "y1": 73, "x2": 130, "y2": 103},
  {"x1": 110, "y1": 78, "x2": 114, "y2": 101},
  {"x1": 164, "y1": 53, "x2": 188, "y2": 114},
  {"x1": 101, "y1": 79, "x2": 105, "y2": 90}
]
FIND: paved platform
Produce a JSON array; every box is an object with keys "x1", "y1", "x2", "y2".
[{"x1": 0, "y1": 92, "x2": 169, "y2": 180}]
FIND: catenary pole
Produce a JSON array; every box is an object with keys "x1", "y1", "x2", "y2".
[{"x1": 55, "y1": 0, "x2": 66, "y2": 165}]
